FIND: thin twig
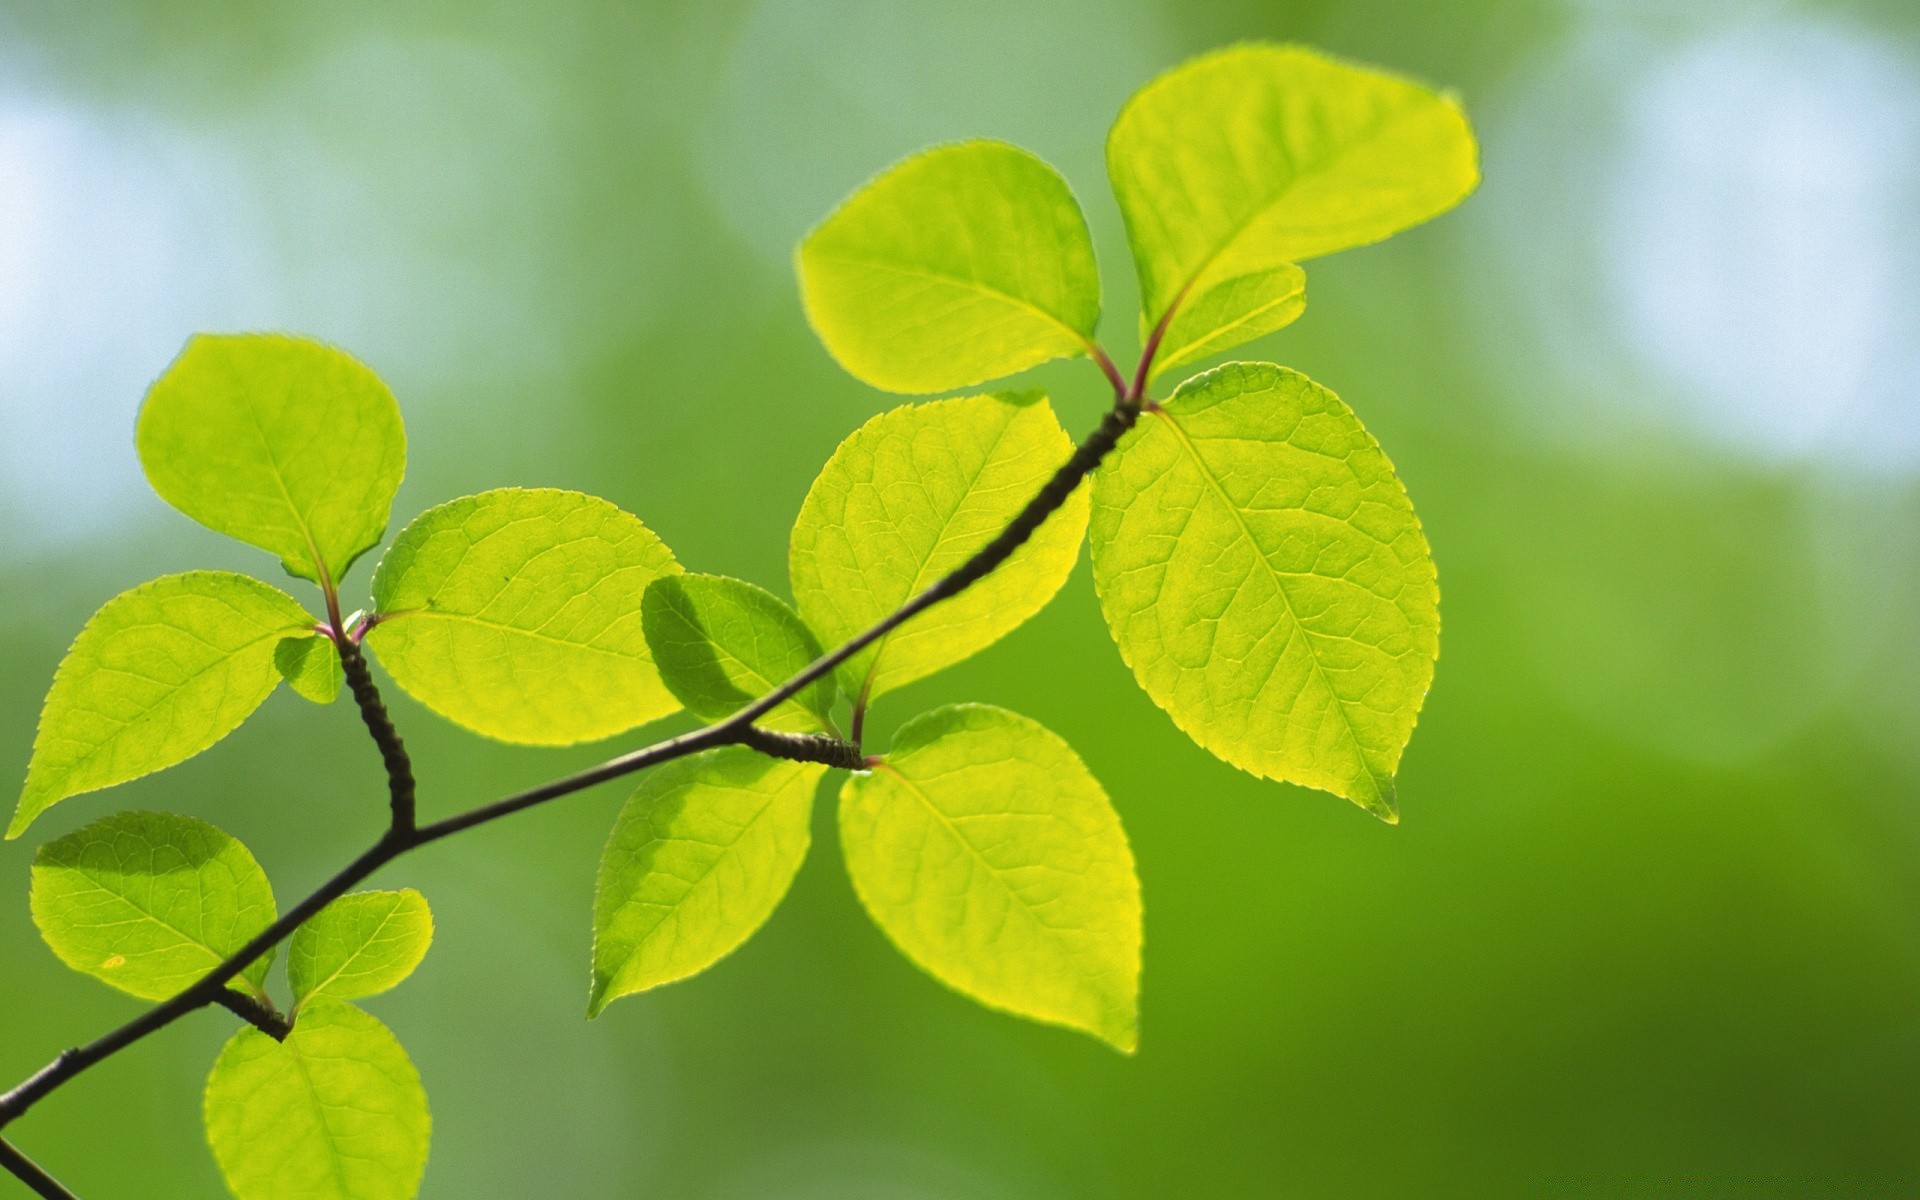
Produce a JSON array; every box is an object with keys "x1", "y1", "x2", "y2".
[
  {"x1": 335, "y1": 637, "x2": 416, "y2": 835},
  {"x1": 0, "y1": 1136, "x2": 78, "y2": 1200},
  {"x1": 210, "y1": 990, "x2": 292, "y2": 1042}
]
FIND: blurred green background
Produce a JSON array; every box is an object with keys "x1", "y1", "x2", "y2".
[{"x1": 4, "y1": 0, "x2": 1919, "y2": 1196}]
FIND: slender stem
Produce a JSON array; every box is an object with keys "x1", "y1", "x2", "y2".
[
  {"x1": 335, "y1": 638, "x2": 416, "y2": 835},
  {"x1": 0, "y1": 1138, "x2": 77, "y2": 1200},
  {"x1": 0, "y1": 343, "x2": 1145, "y2": 1189},
  {"x1": 734, "y1": 727, "x2": 864, "y2": 770},
  {"x1": 211, "y1": 990, "x2": 292, "y2": 1041},
  {"x1": 1087, "y1": 342, "x2": 1128, "y2": 396}
]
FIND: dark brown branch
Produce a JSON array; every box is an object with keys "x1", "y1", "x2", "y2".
[
  {"x1": 0, "y1": 1137, "x2": 77, "y2": 1200},
  {"x1": 211, "y1": 990, "x2": 292, "y2": 1041},
  {"x1": 734, "y1": 727, "x2": 865, "y2": 770},
  {"x1": 336, "y1": 638, "x2": 416, "y2": 835}
]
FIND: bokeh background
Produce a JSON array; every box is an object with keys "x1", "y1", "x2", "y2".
[{"x1": 3, "y1": 0, "x2": 1919, "y2": 1195}]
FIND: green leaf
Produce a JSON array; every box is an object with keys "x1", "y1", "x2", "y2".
[
  {"x1": 1089, "y1": 363, "x2": 1438, "y2": 820},
  {"x1": 288, "y1": 889, "x2": 433, "y2": 1007},
  {"x1": 366, "y1": 488, "x2": 682, "y2": 745},
  {"x1": 11, "y1": 572, "x2": 319, "y2": 839},
  {"x1": 790, "y1": 391, "x2": 1088, "y2": 702},
  {"x1": 1150, "y1": 263, "x2": 1306, "y2": 382},
  {"x1": 30, "y1": 811, "x2": 276, "y2": 1001},
  {"x1": 839, "y1": 704, "x2": 1141, "y2": 1051},
  {"x1": 136, "y1": 333, "x2": 407, "y2": 585},
  {"x1": 275, "y1": 633, "x2": 341, "y2": 704},
  {"x1": 641, "y1": 574, "x2": 835, "y2": 734},
  {"x1": 798, "y1": 139, "x2": 1102, "y2": 394},
  {"x1": 205, "y1": 999, "x2": 430, "y2": 1200},
  {"x1": 1109, "y1": 44, "x2": 1477, "y2": 374},
  {"x1": 591, "y1": 748, "x2": 823, "y2": 1016}
]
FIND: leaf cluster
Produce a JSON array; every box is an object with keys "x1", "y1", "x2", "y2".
[{"x1": 6, "y1": 42, "x2": 1474, "y2": 1200}]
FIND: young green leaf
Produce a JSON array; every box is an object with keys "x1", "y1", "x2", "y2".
[
  {"x1": 592, "y1": 748, "x2": 823, "y2": 1016},
  {"x1": 205, "y1": 1000, "x2": 430, "y2": 1200},
  {"x1": 840, "y1": 705, "x2": 1141, "y2": 1052},
  {"x1": 11, "y1": 571, "x2": 319, "y2": 839},
  {"x1": 1090, "y1": 363, "x2": 1437, "y2": 820},
  {"x1": 367, "y1": 488, "x2": 682, "y2": 745},
  {"x1": 288, "y1": 889, "x2": 433, "y2": 1007},
  {"x1": 275, "y1": 633, "x2": 342, "y2": 704},
  {"x1": 641, "y1": 574, "x2": 836, "y2": 734},
  {"x1": 1150, "y1": 263, "x2": 1306, "y2": 382},
  {"x1": 1109, "y1": 44, "x2": 1477, "y2": 377},
  {"x1": 790, "y1": 391, "x2": 1088, "y2": 703},
  {"x1": 31, "y1": 811, "x2": 277, "y2": 1001},
  {"x1": 798, "y1": 139, "x2": 1101, "y2": 394},
  {"x1": 136, "y1": 333, "x2": 406, "y2": 585}
]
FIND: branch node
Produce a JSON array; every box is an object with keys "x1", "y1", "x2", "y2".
[
  {"x1": 213, "y1": 991, "x2": 293, "y2": 1042},
  {"x1": 337, "y1": 637, "x2": 417, "y2": 836},
  {"x1": 735, "y1": 726, "x2": 866, "y2": 770}
]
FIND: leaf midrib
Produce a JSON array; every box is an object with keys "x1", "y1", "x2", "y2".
[
  {"x1": 1149, "y1": 96, "x2": 1431, "y2": 319},
  {"x1": 1147, "y1": 406, "x2": 1378, "y2": 796},
  {"x1": 812, "y1": 250, "x2": 1095, "y2": 356},
  {"x1": 298, "y1": 898, "x2": 407, "y2": 1004},
  {"x1": 875, "y1": 763, "x2": 1079, "y2": 945},
  {"x1": 32, "y1": 624, "x2": 295, "y2": 799}
]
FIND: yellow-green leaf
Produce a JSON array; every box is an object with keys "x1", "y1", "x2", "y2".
[
  {"x1": 1150, "y1": 263, "x2": 1306, "y2": 382},
  {"x1": 205, "y1": 1000, "x2": 429, "y2": 1200},
  {"x1": 11, "y1": 571, "x2": 318, "y2": 839},
  {"x1": 840, "y1": 705, "x2": 1141, "y2": 1052},
  {"x1": 31, "y1": 811, "x2": 276, "y2": 1001},
  {"x1": 289, "y1": 889, "x2": 434, "y2": 1008},
  {"x1": 1109, "y1": 44, "x2": 1477, "y2": 374},
  {"x1": 641, "y1": 574, "x2": 835, "y2": 734},
  {"x1": 275, "y1": 633, "x2": 341, "y2": 705},
  {"x1": 367, "y1": 488, "x2": 682, "y2": 745},
  {"x1": 136, "y1": 333, "x2": 406, "y2": 585},
  {"x1": 789, "y1": 391, "x2": 1087, "y2": 703},
  {"x1": 798, "y1": 140, "x2": 1101, "y2": 394},
  {"x1": 591, "y1": 748, "x2": 823, "y2": 1016},
  {"x1": 1090, "y1": 362, "x2": 1437, "y2": 820}
]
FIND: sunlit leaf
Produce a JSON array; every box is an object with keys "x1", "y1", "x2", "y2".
[
  {"x1": 289, "y1": 889, "x2": 433, "y2": 1007},
  {"x1": 798, "y1": 140, "x2": 1101, "y2": 394},
  {"x1": 367, "y1": 488, "x2": 682, "y2": 745},
  {"x1": 642, "y1": 574, "x2": 835, "y2": 733},
  {"x1": 1090, "y1": 362, "x2": 1437, "y2": 820},
  {"x1": 1150, "y1": 263, "x2": 1306, "y2": 382},
  {"x1": 275, "y1": 633, "x2": 341, "y2": 705},
  {"x1": 591, "y1": 748, "x2": 824, "y2": 1016},
  {"x1": 11, "y1": 572, "x2": 318, "y2": 839},
  {"x1": 839, "y1": 704, "x2": 1140, "y2": 1051},
  {"x1": 205, "y1": 1000, "x2": 429, "y2": 1200},
  {"x1": 136, "y1": 333, "x2": 406, "y2": 584},
  {"x1": 31, "y1": 811, "x2": 276, "y2": 1001},
  {"x1": 1109, "y1": 44, "x2": 1477, "y2": 375},
  {"x1": 789, "y1": 391, "x2": 1087, "y2": 703}
]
